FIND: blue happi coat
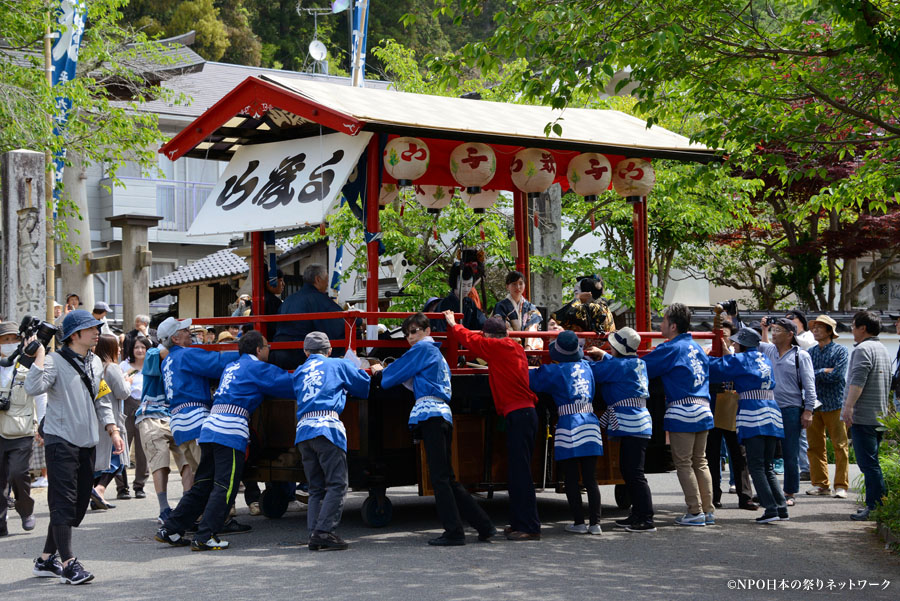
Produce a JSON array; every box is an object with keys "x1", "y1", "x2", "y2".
[
  {"x1": 135, "y1": 347, "x2": 168, "y2": 423},
  {"x1": 380, "y1": 337, "x2": 453, "y2": 428},
  {"x1": 529, "y1": 360, "x2": 603, "y2": 460},
  {"x1": 293, "y1": 354, "x2": 371, "y2": 452},
  {"x1": 643, "y1": 333, "x2": 714, "y2": 433},
  {"x1": 590, "y1": 355, "x2": 652, "y2": 438},
  {"x1": 162, "y1": 346, "x2": 238, "y2": 446},
  {"x1": 198, "y1": 354, "x2": 294, "y2": 452},
  {"x1": 709, "y1": 351, "x2": 784, "y2": 442}
]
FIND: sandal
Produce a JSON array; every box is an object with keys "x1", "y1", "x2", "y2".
[{"x1": 785, "y1": 497, "x2": 795, "y2": 507}]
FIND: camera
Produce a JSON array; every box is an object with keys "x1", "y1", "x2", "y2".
[
  {"x1": 720, "y1": 299, "x2": 739, "y2": 316},
  {"x1": 0, "y1": 315, "x2": 58, "y2": 371}
]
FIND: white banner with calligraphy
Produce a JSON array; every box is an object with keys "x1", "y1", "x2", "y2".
[{"x1": 188, "y1": 132, "x2": 373, "y2": 236}]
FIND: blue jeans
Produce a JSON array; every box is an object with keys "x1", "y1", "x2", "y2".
[
  {"x1": 798, "y1": 429, "x2": 809, "y2": 472},
  {"x1": 850, "y1": 424, "x2": 886, "y2": 510},
  {"x1": 780, "y1": 406, "x2": 802, "y2": 495}
]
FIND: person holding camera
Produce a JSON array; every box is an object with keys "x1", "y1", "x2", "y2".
[
  {"x1": 24, "y1": 310, "x2": 124, "y2": 585},
  {"x1": 0, "y1": 322, "x2": 40, "y2": 537}
]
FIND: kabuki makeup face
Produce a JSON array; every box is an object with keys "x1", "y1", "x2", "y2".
[{"x1": 458, "y1": 277, "x2": 474, "y2": 297}]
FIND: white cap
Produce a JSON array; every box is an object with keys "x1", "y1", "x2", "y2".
[{"x1": 157, "y1": 317, "x2": 192, "y2": 341}]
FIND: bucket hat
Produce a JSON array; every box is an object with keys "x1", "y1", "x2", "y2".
[
  {"x1": 730, "y1": 327, "x2": 761, "y2": 349},
  {"x1": 609, "y1": 327, "x2": 641, "y2": 357},
  {"x1": 808, "y1": 314, "x2": 839, "y2": 339},
  {"x1": 304, "y1": 331, "x2": 331, "y2": 351},
  {"x1": 549, "y1": 330, "x2": 583, "y2": 362},
  {"x1": 60, "y1": 310, "x2": 103, "y2": 341}
]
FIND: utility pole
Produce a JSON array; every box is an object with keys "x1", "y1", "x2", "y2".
[{"x1": 44, "y1": 19, "x2": 55, "y2": 326}]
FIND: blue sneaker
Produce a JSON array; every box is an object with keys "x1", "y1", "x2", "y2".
[
  {"x1": 773, "y1": 459, "x2": 784, "y2": 475},
  {"x1": 704, "y1": 512, "x2": 716, "y2": 525}
]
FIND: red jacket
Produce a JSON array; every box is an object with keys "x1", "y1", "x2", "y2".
[{"x1": 450, "y1": 324, "x2": 537, "y2": 417}]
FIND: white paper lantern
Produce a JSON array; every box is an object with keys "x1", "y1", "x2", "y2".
[
  {"x1": 510, "y1": 148, "x2": 556, "y2": 197},
  {"x1": 449, "y1": 142, "x2": 496, "y2": 194},
  {"x1": 383, "y1": 136, "x2": 430, "y2": 186},
  {"x1": 567, "y1": 153, "x2": 612, "y2": 201},
  {"x1": 612, "y1": 158, "x2": 655, "y2": 198},
  {"x1": 415, "y1": 184, "x2": 454, "y2": 213},
  {"x1": 461, "y1": 189, "x2": 500, "y2": 213},
  {"x1": 379, "y1": 183, "x2": 398, "y2": 207}
]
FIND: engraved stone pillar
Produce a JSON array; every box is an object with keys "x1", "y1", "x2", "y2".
[
  {"x1": 1, "y1": 150, "x2": 47, "y2": 322},
  {"x1": 59, "y1": 152, "x2": 94, "y2": 311}
]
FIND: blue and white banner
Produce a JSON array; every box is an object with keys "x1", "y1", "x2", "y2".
[
  {"x1": 50, "y1": 0, "x2": 86, "y2": 201},
  {"x1": 351, "y1": 0, "x2": 370, "y2": 86}
]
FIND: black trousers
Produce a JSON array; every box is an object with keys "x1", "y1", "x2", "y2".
[
  {"x1": 706, "y1": 427, "x2": 749, "y2": 504},
  {"x1": 560, "y1": 455, "x2": 601, "y2": 525},
  {"x1": 619, "y1": 436, "x2": 655, "y2": 522},
  {"x1": 45, "y1": 441, "x2": 95, "y2": 527},
  {"x1": 420, "y1": 417, "x2": 493, "y2": 539},
  {"x1": 164, "y1": 442, "x2": 245, "y2": 542},
  {"x1": 506, "y1": 407, "x2": 540, "y2": 534},
  {"x1": 0, "y1": 436, "x2": 34, "y2": 524}
]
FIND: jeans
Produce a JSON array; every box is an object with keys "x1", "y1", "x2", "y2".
[
  {"x1": 744, "y1": 435, "x2": 786, "y2": 515},
  {"x1": 798, "y1": 429, "x2": 809, "y2": 472},
  {"x1": 298, "y1": 436, "x2": 348, "y2": 534},
  {"x1": 164, "y1": 442, "x2": 245, "y2": 542},
  {"x1": 780, "y1": 406, "x2": 802, "y2": 495},
  {"x1": 618, "y1": 436, "x2": 654, "y2": 522},
  {"x1": 850, "y1": 424, "x2": 886, "y2": 510},
  {"x1": 506, "y1": 407, "x2": 540, "y2": 534},
  {"x1": 420, "y1": 417, "x2": 492, "y2": 538}
]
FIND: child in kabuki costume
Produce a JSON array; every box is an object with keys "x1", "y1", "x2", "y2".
[
  {"x1": 156, "y1": 332, "x2": 293, "y2": 551},
  {"x1": 376, "y1": 313, "x2": 495, "y2": 546},
  {"x1": 589, "y1": 327, "x2": 656, "y2": 532},
  {"x1": 529, "y1": 330, "x2": 604, "y2": 535},
  {"x1": 294, "y1": 331, "x2": 376, "y2": 551},
  {"x1": 709, "y1": 327, "x2": 787, "y2": 523}
]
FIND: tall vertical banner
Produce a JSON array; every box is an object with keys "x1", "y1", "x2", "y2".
[
  {"x1": 350, "y1": 0, "x2": 370, "y2": 87},
  {"x1": 50, "y1": 0, "x2": 86, "y2": 202}
]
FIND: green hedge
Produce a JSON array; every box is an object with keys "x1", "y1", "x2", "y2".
[{"x1": 872, "y1": 412, "x2": 900, "y2": 548}]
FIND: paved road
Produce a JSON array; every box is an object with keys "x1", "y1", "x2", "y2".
[{"x1": 1, "y1": 465, "x2": 896, "y2": 600}]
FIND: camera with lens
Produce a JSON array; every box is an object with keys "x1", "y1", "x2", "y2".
[
  {"x1": 0, "y1": 315, "x2": 58, "y2": 372},
  {"x1": 720, "y1": 299, "x2": 739, "y2": 316}
]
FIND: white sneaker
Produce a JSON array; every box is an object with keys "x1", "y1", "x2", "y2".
[
  {"x1": 565, "y1": 523, "x2": 589, "y2": 534},
  {"x1": 286, "y1": 500, "x2": 305, "y2": 512},
  {"x1": 728, "y1": 485, "x2": 737, "y2": 494},
  {"x1": 588, "y1": 524, "x2": 602, "y2": 535},
  {"x1": 675, "y1": 513, "x2": 706, "y2": 526},
  {"x1": 32, "y1": 477, "x2": 48, "y2": 488},
  {"x1": 833, "y1": 488, "x2": 848, "y2": 499},
  {"x1": 248, "y1": 502, "x2": 261, "y2": 516}
]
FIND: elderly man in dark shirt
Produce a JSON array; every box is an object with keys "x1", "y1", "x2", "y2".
[{"x1": 272, "y1": 264, "x2": 346, "y2": 370}]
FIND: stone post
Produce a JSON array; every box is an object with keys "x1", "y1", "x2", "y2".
[
  {"x1": 107, "y1": 214, "x2": 161, "y2": 330},
  {"x1": 59, "y1": 152, "x2": 95, "y2": 311},
  {"x1": 530, "y1": 183, "x2": 563, "y2": 312},
  {"x1": 1, "y1": 150, "x2": 46, "y2": 322}
]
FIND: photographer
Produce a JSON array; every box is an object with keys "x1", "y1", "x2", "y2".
[
  {"x1": 0, "y1": 322, "x2": 39, "y2": 536},
  {"x1": 24, "y1": 310, "x2": 124, "y2": 585}
]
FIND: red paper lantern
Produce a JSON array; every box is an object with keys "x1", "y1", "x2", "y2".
[
  {"x1": 510, "y1": 148, "x2": 556, "y2": 199},
  {"x1": 567, "y1": 153, "x2": 612, "y2": 202},
  {"x1": 383, "y1": 136, "x2": 430, "y2": 186},
  {"x1": 449, "y1": 142, "x2": 496, "y2": 194}
]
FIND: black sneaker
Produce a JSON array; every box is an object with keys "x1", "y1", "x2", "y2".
[
  {"x1": 614, "y1": 516, "x2": 635, "y2": 529},
  {"x1": 59, "y1": 558, "x2": 94, "y2": 585},
  {"x1": 625, "y1": 521, "x2": 657, "y2": 533},
  {"x1": 32, "y1": 553, "x2": 64, "y2": 577},
  {"x1": 219, "y1": 518, "x2": 252, "y2": 535},
  {"x1": 134, "y1": 489, "x2": 147, "y2": 499},
  {"x1": 155, "y1": 527, "x2": 190, "y2": 547},
  {"x1": 778, "y1": 510, "x2": 790, "y2": 521},
  {"x1": 116, "y1": 490, "x2": 132, "y2": 500},
  {"x1": 428, "y1": 534, "x2": 466, "y2": 546},
  {"x1": 477, "y1": 526, "x2": 498, "y2": 542},
  {"x1": 309, "y1": 530, "x2": 349, "y2": 551},
  {"x1": 0, "y1": 522, "x2": 7, "y2": 537},
  {"x1": 755, "y1": 512, "x2": 780, "y2": 524},
  {"x1": 191, "y1": 536, "x2": 229, "y2": 551}
]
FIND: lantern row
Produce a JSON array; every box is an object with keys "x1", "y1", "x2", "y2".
[{"x1": 382, "y1": 136, "x2": 656, "y2": 213}]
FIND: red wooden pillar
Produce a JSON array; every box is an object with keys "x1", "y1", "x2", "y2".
[
  {"x1": 250, "y1": 231, "x2": 266, "y2": 337},
  {"x1": 631, "y1": 196, "x2": 650, "y2": 334},
  {"x1": 513, "y1": 191, "x2": 530, "y2": 298},
  {"x1": 365, "y1": 136, "x2": 381, "y2": 327}
]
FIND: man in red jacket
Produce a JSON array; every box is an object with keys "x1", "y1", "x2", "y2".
[{"x1": 443, "y1": 311, "x2": 541, "y2": 540}]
